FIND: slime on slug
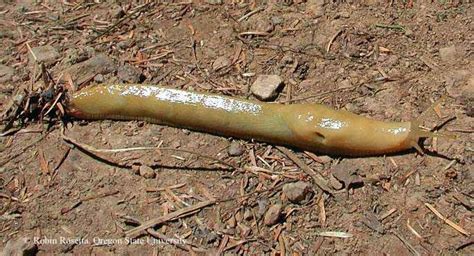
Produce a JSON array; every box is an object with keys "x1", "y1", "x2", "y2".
[{"x1": 67, "y1": 84, "x2": 445, "y2": 156}]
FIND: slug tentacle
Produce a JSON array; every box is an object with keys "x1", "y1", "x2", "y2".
[
  {"x1": 407, "y1": 121, "x2": 435, "y2": 154},
  {"x1": 406, "y1": 95, "x2": 457, "y2": 154},
  {"x1": 407, "y1": 120, "x2": 456, "y2": 154}
]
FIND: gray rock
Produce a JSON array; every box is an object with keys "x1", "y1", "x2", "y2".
[
  {"x1": 264, "y1": 204, "x2": 282, "y2": 226},
  {"x1": 62, "y1": 54, "x2": 116, "y2": 89},
  {"x1": 139, "y1": 165, "x2": 156, "y2": 179},
  {"x1": 282, "y1": 181, "x2": 314, "y2": 203},
  {"x1": 439, "y1": 45, "x2": 460, "y2": 62},
  {"x1": 29, "y1": 45, "x2": 60, "y2": 66},
  {"x1": 250, "y1": 75, "x2": 283, "y2": 101},
  {"x1": 0, "y1": 64, "x2": 14, "y2": 83},
  {"x1": 1, "y1": 237, "x2": 37, "y2": 256},
  {"x1": 228, "y1": 141, "x2": 244, "y2": 156},
  {"x1": 117, "y1": 64, "x2": 142, "y2": 83}
]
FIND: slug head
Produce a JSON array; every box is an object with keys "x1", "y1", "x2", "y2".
[{"x1": 406, "y1": 120, "x2": 456, "y2": 154}]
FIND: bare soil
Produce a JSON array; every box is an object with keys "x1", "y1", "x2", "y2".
[{"x1": 0, "y1": 1, "x2": 472, "y2": 255}]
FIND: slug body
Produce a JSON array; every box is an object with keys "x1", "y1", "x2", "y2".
[{"x1": 68, "y1": 84, "x2": 431, "y2": 156}]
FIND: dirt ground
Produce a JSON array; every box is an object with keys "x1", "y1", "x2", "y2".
[{"x1": 0, "y1": 1, "x2": 473, "y2": 255}]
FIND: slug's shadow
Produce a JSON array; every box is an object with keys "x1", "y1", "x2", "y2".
[
  {"x1": 368, "y1": 146, "x2": 456, "y2": 161},
  {"x1": 73, "y1": 145, "x2": 234, "y2": 173}
]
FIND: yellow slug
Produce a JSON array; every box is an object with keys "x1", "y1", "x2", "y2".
[{"x1": 67, "y1": 84, "x2": 437, "y2": 156}]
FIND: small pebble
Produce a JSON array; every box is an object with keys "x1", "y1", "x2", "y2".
[
  {"x1": 257, "y1": 198, "x2": 269, "y2": 218},
  {"x1": 238, "y1": 223, "x2": 251, "y2": 237},
  {"x1": 250, "y1": 75, "x2": 283, "y2": 101},
  {"x1": 2, "y1": 237, "x2": 37, "y2": 256},
  {"x1": 0, "y1": 64, "x2": 14, "y2": 83},
  {"x1": 344, "y1": 103, "x2": 358, "y2": 113},
  {"x1": 170, "y1": 141, "x2": 181, "y2": 148},
  {"x1": 111, "y1": 5, "x2": 125, "y2": 19},
  {"x1": 62, "y1": 54, "x2": 116, "y2": 90},
  {"x1": 212, "y1": 56, "x2": 231, "y2": 71},
  {"x1": 446, "y1": 70, "x2": 473, "y2": 99},
  {"x1": 271, "y1": 16, "x2": 283, "y2": 25},
  {"x1": 132, "y1": 164, "x2": 140, "y2": 175},
  {"x1": 139, "y1": 165, "x2": 156, "y2": 179},
  {"x1": 299, "y1": 79, "x2": 315, "y2": 88},
  {"x1": 439, "y1": 45, "x2": 460, "y2": 62},
  {"x1": 206, "y1": 0, "x2": 223, "y2": 4},
  {"x1": 243, "y1": 208, "x2": 253, "y2": 221},
  {"x1": 117, "y1": 64, "x2": 143, "y2": 83},
  {"x1": 404, "y1": 29, "x2": 414, "y2": 38},
  {"x1": 255, "y1": 18, "x2": 274, "y2": 33},
  {"x1": 336, "y1": 11, "x2": 350, "y2": 19},
  {"x1": 94, "y1": 74, "x2": 104, "y2": 83},
  {"x1": 282, "y1": 181, "x2": 314, "y2": 203},
  {"x1": 307, "y1": 0, "x2": 326, "y2": 18},
  {"x1": 227, "y1": 215, "x2": 236, "y2": 228},
  {"x1": 228, "y1": 141, "x2": 244, "y2": 156},
  {"x1": 29, "y1": 45, "x2": 60, "y2": 66},
  {"x1": 318, "y1": 155, "x2": 332, "y2": 164},
  {"x1": 264, "y1": 204, "x2": 282, "y2": 226},
  {"x1": 329, "y1": 174, "x2": 344, "y2": 190},
  {"x1": 117, "y1": 40, "x2": 133, "y2": 50}
]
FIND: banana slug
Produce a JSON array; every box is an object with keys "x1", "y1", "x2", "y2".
[{"x1": 67, "y1": 84, "x2": 436, "y2": 156}]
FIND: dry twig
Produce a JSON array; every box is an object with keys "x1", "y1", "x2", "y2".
[
  {"x1": 276, "y1": 146, "x2": 334, "y2": 194},
  {"x1": 425, "y1": 203, "x2": 470, "y2": 236},
  {"x1": 125, "y1": 199, "x2": 216, "y2": 238}
]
